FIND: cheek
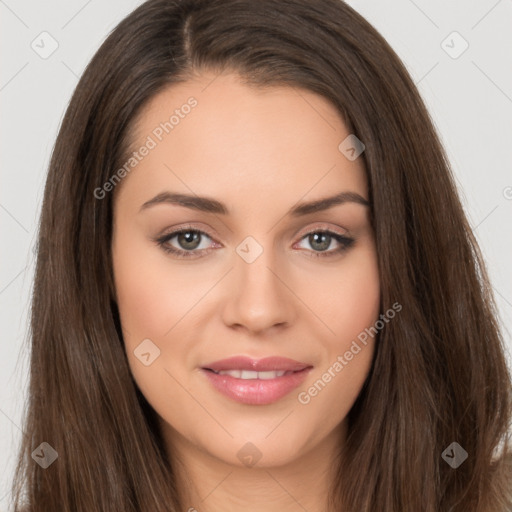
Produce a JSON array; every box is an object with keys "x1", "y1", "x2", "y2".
[
  {"x1": 333, "y1": 245, "x2": 380, "y2": 378},
  {"x1": 113, "y1": 252, "x2": 166, "y2": 340},
  {"x1": 112, "y1": 230, "x2": 187, "y2": 406},
  {"x1": 299, "y1": 239, "x2": 381, "y2": 346},
  {"x1": 334, "y1": 254, "x2": 381, "y2": 340},
  {"x1": 296, "y1": 240, "x2": 380, "y2": 400},
  {"x1": 112, "y1": 228, "x2": 198, "y2": 342}
]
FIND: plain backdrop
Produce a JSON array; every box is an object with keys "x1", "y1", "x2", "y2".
[{"x1": 1, "y1": 0, "x2": 511, "y2": 509}]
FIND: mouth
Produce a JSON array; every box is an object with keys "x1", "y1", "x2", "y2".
[
  {"x1": 200, "y1": 356, "x2": 313, "y2": 405},
  {"x1": 203, "y1": 368, "x2": 299, "y2": 379}
]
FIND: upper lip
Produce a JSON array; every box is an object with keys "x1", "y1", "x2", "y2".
[{"x1": 203, "y1": 356, "x2": 312, "y2": 372}]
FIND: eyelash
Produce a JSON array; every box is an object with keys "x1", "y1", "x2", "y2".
[{"x1": 154, "y1": 224, "x2": 355, "y2": 260}]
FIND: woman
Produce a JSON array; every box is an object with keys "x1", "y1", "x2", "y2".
[{"x1": 12, "y1": 0, "x2": 512, "y2": 510}]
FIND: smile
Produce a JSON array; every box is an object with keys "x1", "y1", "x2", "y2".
[
  {"x1": 208, "y1": 369, "x2": 291, "y2": 379},
  {"x1": 201, "y1": 356, "x2": 313, "y2": 405}
]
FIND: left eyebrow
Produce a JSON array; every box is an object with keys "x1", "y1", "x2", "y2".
[
  {"x1": 139, "y1": 191, "x2": 370, "y2": 216},
  {"x1": 289, "y1": 191, "x2": 370, "y2": 216}
]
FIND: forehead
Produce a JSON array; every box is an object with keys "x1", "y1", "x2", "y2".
[{"x1": 118, "y1": 72, "x2": 368, "y2": 214}]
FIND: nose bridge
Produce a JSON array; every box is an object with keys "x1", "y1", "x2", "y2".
[{"x1": 222, "y1": 234, "x2": 294, "y2": 332}]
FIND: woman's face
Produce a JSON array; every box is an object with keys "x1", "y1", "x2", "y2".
[{"x1": 112, "y1": 72, "x2": 380, "y2": 469}]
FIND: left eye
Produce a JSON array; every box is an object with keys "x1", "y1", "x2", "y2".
[
  {"x1": 156, "y1": 228, "x2": 354, "y2": 259},
  {"x1": 295, "y1": 231, "x2": 353, "y2": 255}
]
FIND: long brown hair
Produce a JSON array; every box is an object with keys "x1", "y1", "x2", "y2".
[{"x1": 12, "y1": 0, "x2": 512, "y2": 510}]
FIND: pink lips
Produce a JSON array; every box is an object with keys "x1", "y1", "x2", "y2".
[{"x1": 201, "y1": 356, "x2": 313, "y2": 405}]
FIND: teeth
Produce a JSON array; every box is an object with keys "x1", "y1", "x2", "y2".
[{"x1": 217, "y1": 369, "x2": 287, "y2": 379}]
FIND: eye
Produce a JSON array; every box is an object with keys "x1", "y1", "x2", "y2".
[
  {"x1": 154, "y1": 226, "x2": 355, "y2": 259},
  {"x1": 155, "y1": 227, "x2": 217, "y2": 259},
  {"x1": 294, "y1": 230, "x2": 354, "y2": 258}
]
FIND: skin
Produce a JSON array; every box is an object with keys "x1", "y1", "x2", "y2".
[{"x1": 111, "y1": 71, "x2": 380, "y2": 512}]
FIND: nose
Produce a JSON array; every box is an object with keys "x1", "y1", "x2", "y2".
[{"x1": 220, "y1": 246, "x2": 296, "y2": 335}]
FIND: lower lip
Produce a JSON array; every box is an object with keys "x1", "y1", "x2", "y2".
[{"x1": 201, "y1": 368, "x2": 312, "y2": 405}]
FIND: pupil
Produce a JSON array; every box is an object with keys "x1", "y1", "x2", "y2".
[
  {"x1": 311, "y1": 232, "x2": 330, "y2": 251},
  {"x1": 179, "y1": 231, "x2": 200, "y2": 250}
]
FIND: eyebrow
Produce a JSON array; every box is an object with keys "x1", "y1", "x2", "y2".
[{"x1": 139, "y1": 190, "x2": 370, "y2": 216}]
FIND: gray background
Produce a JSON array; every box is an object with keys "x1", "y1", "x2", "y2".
[{"x1": 1, "y1": 0, "x2": 511, "y2": 509}]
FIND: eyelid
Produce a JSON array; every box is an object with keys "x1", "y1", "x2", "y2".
[
  {"x1": 155, "y1": 222, "x2": 353, "y2": 259},
  {"x1": 158, "y1": 223, "x2": 218, "y2": 242},
  {"x1": 294, "y1": 222, "x2": 349, "y2": 239},
  {"x1": 157, "y1": 222, "x2": 349, "y2": 244}
]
